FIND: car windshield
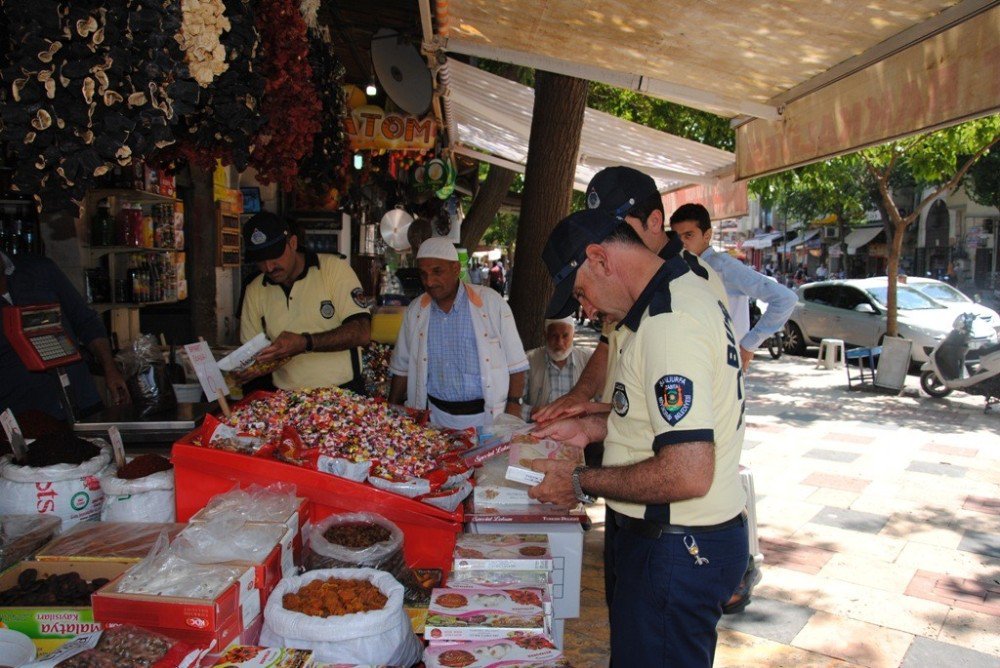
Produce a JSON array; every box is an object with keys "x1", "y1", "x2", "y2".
[
  {"x1": 912, "y1": 282, "x2": 970, "y2": 304},
  {"x1": 866, "y1": 286, "x2": 943, "y2": 310}
]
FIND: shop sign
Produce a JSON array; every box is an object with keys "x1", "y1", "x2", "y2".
[
  {"x1": 344, "y1": 104, "x2": 436, "y2": 151},
  {"x1": 966, "y1": 227, "x2": 985, "y2": 248},
  {"x1": 867, "y1": 243, "x2": 888, "y2": 258}
]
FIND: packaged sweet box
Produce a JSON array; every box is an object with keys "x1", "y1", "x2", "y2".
[
  {"x1": 452, "y1": 534, "x2": 552, "y2": 571},
  {"x1": 424, "y1": 587, "x2": 551, "y2": 642},
  {"x1": 423, "y1": 637, "x2": 570, "y2": 668},
  {"x1": 207, "y1": 645, "x2": 314, "y2": 667},
  {"x1": 504, "y1": 436, "x2": 584, "y2": 487},
  {"x1": 446, "y1": 569, "x2": 552, "y2": 593}
]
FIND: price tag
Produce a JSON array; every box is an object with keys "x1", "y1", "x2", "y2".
[
  {"x1": 183, "y1": 341, "x2": 229, "y2": 402},
  {"x1": 1, "y1": 409, "x2": 27, "y2": 460},
  {"x1": 108, "y1": 426, "x2": 126, "y2": 469}
]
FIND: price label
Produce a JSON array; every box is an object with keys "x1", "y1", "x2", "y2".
[
  {"x1": 183, "y1": 342, "x2": 230, "y2": 402},
  {"x1": 1, "y1": 409, "x2": 27, "y2": 460},
  {"x1": 108, "y1": 426, "x2": 126, "y2": 469}
]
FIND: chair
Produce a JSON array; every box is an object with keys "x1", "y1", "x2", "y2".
[
  {"x1": 845, "y1": 345, "x2": 882, "y2": 388},
  {"x1": 816, "y1": 338, "x2": 846, "y2": 369}
]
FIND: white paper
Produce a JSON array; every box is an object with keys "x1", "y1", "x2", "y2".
[{"x1": 183, "y1": 341, "x2": 230, "y2": 399}]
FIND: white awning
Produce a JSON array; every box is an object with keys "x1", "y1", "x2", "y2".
[
  {"x1": 778, "y1": 229, "x2": 820, "y2": 253},
  {"x1": 741, "y1": 232, "x2": 782, "y2": 249},
  {"x1": 445, "y1": 59, "x2": 735, "y2": 192},
  {"x1": 845, "y1": 226, "x2": 885, "y2": 255}
]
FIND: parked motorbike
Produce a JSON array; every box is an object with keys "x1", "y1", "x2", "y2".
[
  {"x1": 749, "y1": 301, "x2": 783, "y2": 359},
  {"x1": 920, "y1": 312, "x2": 1000, "y2": 412}
]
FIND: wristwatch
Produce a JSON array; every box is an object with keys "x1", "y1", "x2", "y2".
[
  {"x1": 571, "y1": 466, "x2": 597, "y2": 505},
  {"x1": 302, "y1": 332, "x2": 314, "y2": 352},
  {"x1": 506, "y1": 395, "x2": 524, "y2": 405}
]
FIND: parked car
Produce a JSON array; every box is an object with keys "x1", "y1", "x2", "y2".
[
  {"x1": 904, "y1": 276, "x2": 1000, "y2": 335},
  {"x1": 783, "y1": 277, "x2": 999, "y2": 364}
]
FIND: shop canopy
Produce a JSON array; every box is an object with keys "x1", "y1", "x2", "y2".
[
  {"x1": 741, "y1": 232, "x2": 783, "y2": 250},
  {"x1": 435, "y1": 1, "x2": 1000, "y2": 180},
  {"x1": 777, "y1": 229, "x2": 821, "y2": 253},
  {"x1": 845, "y1": 226, "x2": 885, "y2": 255},
  {"x1": 444, "y1": 59, "x2": 735, "y2": 192}
]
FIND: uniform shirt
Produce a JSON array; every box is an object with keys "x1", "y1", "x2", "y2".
[
  {"x1": 240, "y1": 251, "x2": 369, "y2": 390},
  {"x1": 0, "y1": 253, "x2": 107, "y2": 419},
  {"x1": 700, "y1": 246, "x2": 797, "y2": 351},
  {"x1": 426, "y1": 283, "x2": 481, "y2": 401},
  {"x1": 605, "y1": 256, "x2": 747, "y2": 526}
]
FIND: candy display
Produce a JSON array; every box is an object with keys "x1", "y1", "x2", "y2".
[
  {"x1": 283, "y1": 577, "x2": 387, "y2": 617},
  {"x1": 0, "y1": 569, "x2": 109, "y2": 606},
  {"x1": 15, "y1": 433, "x2": 100, "y2": 467},
  {"x1": 115, "y1": 454, "x2": 173, "y2": 480}
]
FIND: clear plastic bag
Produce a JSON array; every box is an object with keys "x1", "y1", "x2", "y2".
[
  {"x1": 114, "y1": 531, "x2": 246, "y2": 599},
  {"x1": 35, "y1": 522, "x2": 185, "y2": 562},
  {"x1": 0, "y1": 514, "x2": 62, "y2": 570},
  {"x1": 192, "y1": 483, "x2": 299, "y2": 524},
  {"x1": 171, "y1": 517, "x2": 286, "y2": 565},
  {"x1": 115, "y1": 334, "x2": 177, "y2": 418}
]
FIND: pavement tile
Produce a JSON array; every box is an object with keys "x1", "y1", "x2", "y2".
[
  {"x1": 818, "y1": 553, "x2": 916, "y2": 594},
  {"x1": 905, "y1": 460, "x2": 968, "y2": 478},
  {"x1": 877, "y1": 511, "x2": 965, "y2": 549},
  {"x1": 958, "y1": 529, "x2": 1000, "y2": 559},
  {"x1": 792, "y1": 611, "x2": 914, "y2": 668},
  {"x1": 895, "y1": 542, "x2": 1000, "y2": 580},
  {"x1": 791, "y1": 525, "x2": 908, "y2": 562},
  {"x1": 717, "y1": 628, "x2": 859, "y2": 667},
  {"x1": 717, "y1": 595, "x2": 816, "y2": 644},
  {"x1": 821, "y1": 432, "x2": 877, "y2": 445},
  {"x1": 802, "y1": 473, "x2": 872, "y2": 493},
  {"x1": 938, "y1": 608, "x2": 1000, "y2": 658},
  {"x1": 900, "y1": 636, "x2": 999, "y2": 668},
  {"x1": 805, "y1": 449, "x2": 862, "y2": 463},
  {"x1": 744, "y1": 438, "x2": 763, "y2": 450},
  {"x1": 921, "y1": 442, "x2": 978, "y2": 458},
  {"x1": 760, "y1": 536, "x2": 836, "y2": 574},
  {"x1": 807, "y1": 488, "x2": 860, "y2": 509},
  {"x1": 810, "y1": 506, "x2": 890, "y2": 534},
  {"x1": 963, "y1": 495, "x2": 1000, "y2": 515}
]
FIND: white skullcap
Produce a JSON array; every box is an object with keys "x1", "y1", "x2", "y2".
[
  {"x1": 544, "y1": 316, "x2": 576, "y2": 331},
  {"x1": 416, "y1": 237, "x2": 459, "y2": 261}
]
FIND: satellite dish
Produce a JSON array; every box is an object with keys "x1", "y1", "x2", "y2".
[
  {"x1": 380, "y1": 206, "x2": 414, "y2": 252},
  {"x1": 407, "y1": 218, "x2": 434, "y2": 252},
  {"x1": 370, "y1": 28, "x2": 433, "y2": 115}
]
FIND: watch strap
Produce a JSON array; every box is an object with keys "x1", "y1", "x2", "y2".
[
  {"x1": 303, "y1": 332, "x2": 314, "y2": 352},
  {"x1": 572, "y1": 466, "x2": 597, "y2": 504}
]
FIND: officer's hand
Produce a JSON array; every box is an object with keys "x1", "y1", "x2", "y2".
[
  {"x1": 531, "y1": 417, "x2": 591, "y2": 448},
  {"x1": 104, "y1": 366, "x2": 130, "y2": 405},
  {"x1": 527, "y1": 458, "x2": 577, "y2": 506},
  {"x1": 531, "y1": 392, "x2": 590, "y2": 423},
  {"x1": 255, "y1": 331, "x2": 307, "y2": 363},
  {"x1": 739, "y1": 346, "x2": 754, "y2": 371}
]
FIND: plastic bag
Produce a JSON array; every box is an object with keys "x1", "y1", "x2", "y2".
[
  {"x1": 172, "y1": 517, "x2": 286, "y2": 564},
  {"x1": 259, "y1": 567, "x2": 421, "y2": 667},
  {"x1": 99, "y1": 468, "x2": 175, "y2": 522},
  {"x1": 115, "y1": 531, "x2": 246, "y2": 599},
  {"x1": 116, "y1": 334, "x2": 177, "y2": 418},
  {"x1": 193, "y1": 483, "x2": 299, "y2": 524},
  {"x1": 0, "y1": 514, "x2": 62, "y2": 570},
  {"x1": 35, "y1": 521, "x2": 186, "y2": 561}
]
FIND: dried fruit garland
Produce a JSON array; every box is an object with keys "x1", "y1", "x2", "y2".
[
  {"x1": 296, "y1": 27, "x2": 348, "y2": 193},
  {"x1": 177, "y1": 0, "x2": 230, "y2": 87},
  {"x1": 249, "y1": 0, "x2": 321, "y2": 190}
]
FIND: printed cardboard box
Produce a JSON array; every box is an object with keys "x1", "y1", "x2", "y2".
[
  {"x1": 424, "y1": 587, "x2": 551, "y2": 642},
  {"x1": 504, "y1": 438, "x2": 582, "y2": 487},
  {"x1": 423, "y1": 637, "x2": 570, "y2": 668},
  {"x1": 207, "y1": 645, "x2": 313, "y2": 667},
  {"x1": 452, "y1": 534, "x2": 552, "y2": 571}
]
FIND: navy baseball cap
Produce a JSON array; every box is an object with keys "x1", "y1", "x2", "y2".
[
  {"x1": 585, "y1": 166, "x2": 659, "y2": 218},
  {"x1": 243, "y1": 212, "x2": 290, "y2": 262},
  {"x1": 543, "y1": 209, "x2": 622, "y2": 318}
]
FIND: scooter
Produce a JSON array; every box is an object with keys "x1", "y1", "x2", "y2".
[
  {"x1": 749, "y1": 301, "x2": 783, "y2": 359},
  {"x1": 920, "y1": 312, "x2": 1000, "y2": 412}
]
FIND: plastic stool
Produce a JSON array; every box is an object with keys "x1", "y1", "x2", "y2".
[{"x1": 816, "y1": 338, "x2": 846, "y2": 369}]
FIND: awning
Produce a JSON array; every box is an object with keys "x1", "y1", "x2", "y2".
[
  {"x1": 777, "y1": 229, "x2": 820, "y2": 253},
  {"x1": 742, "y1": 232, "x2": 782, "y2": 249},
  {"x1": 445, "y1": 59, "x2": 735, "y2": 192},
  {"x1": 845, "y1": 226, "x2": 885, "y2": 255}
]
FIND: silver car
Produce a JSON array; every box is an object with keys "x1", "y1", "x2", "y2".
[
  {"x1": 783, "y1": 278, "x2": 999, "y2": 364},
  {"x1": 904, "y1": 276, "x2": 1000, "y2": 335}
]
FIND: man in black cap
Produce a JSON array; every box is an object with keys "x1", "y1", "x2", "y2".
[
  {"x1": 237, "y1": 212, "x2": 370, "y2": 392},
  {"x1": 531, "y1": 209, "x2": 748, "y2": 667}
]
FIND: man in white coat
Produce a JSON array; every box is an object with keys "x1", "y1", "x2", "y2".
[{"x1": 389, "y1": 237, "x2": 529, "y2": 430}]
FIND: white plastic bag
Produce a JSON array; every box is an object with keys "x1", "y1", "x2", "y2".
[
  {"x1": 260, "y1": 568, "x2": 421, "y2": 666},
  {"x1": 0, "y1": 443, "x2": 112, "y2": 529},
  {"x1": 99, "y1": 469, "x2": 175, "y2": 522},
  {"x1": 306, "y1": 513, "x2": 404, "y2": 570},
  {"x1": 172, "y1": 517, "x2": 285, "y2": 564}
]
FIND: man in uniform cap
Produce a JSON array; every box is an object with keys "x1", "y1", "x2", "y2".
[
  {"x1": 389, "y1": 237, "x2": 528, "y2": 429},
  {"x1": 531, "y1": 208, "x2": 748, "y2": 667},
  {"x1": 238, "y1": 212, "x2": 371, "y2": 392}
]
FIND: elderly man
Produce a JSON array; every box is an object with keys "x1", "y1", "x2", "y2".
[
  {"x1": 524, "y1": 317, "x2": 593, "y2": 414},
  {"x1": 532, "y1": 209, "x2": 748, "y2": 667},
  {"x1": 389, "y1": 237, "x2": 528, "y2": 429}
]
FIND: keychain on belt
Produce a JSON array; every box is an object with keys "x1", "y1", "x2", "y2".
[{"x1": 684, "y1": 535, "x2": 709, "y2": 566}]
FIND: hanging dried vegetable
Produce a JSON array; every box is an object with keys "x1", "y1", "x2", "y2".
[
  {"x1": 296, "y1": 27, "x2": 348, "y2": 193},
  {"x1": 176, "y1": 0, "x2": 230, "y2": 87},
  {"x1": 249, "y1": 0, "x2": 321, "y2": 190}
]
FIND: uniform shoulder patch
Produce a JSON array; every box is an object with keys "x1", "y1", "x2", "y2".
[
  {"x1": 654, "y1": 375, "x2": 693, "y2": 426},
  {"x1": 351, "y1": 287, "x2": 367, "y2": 308},
  {"x1": 611, "y1": 382, "x2": 629, "y2": 416}
]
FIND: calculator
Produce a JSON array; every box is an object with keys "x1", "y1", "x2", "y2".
[{"x1": 3, "y1": 303, "x2": 82, "y2": 371}]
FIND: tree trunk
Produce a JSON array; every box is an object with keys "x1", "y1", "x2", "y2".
[
  {"x1": 460, "y1": 164, "x2": 517, "y2": 251},
  {"x1": 508, "y1": 71, "x2": 588, "y2": 350},
  {"x1": 187, "y1": 164, "x2": 218, "y2": 343}
]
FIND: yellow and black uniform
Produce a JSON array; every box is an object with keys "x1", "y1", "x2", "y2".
[{"x1": 240, "y1": 251, "x2": 369, "y2": 390}]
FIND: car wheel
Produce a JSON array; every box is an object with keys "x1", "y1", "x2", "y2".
[
  {"x1": 920, "y1": 370, "x2": 952, "y2": 398},
  {"x1": 783, "y1": 322, "x2": 806, "y2": 355}
]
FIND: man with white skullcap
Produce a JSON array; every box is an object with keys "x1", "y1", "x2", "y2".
[
  {"x1": 524, "y1": 316, "x2": 595, "y2": 414},
  {"x1": 389, "y1": 237, "x2": 529, "y2": 429}
]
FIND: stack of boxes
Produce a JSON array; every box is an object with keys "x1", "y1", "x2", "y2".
[{"x1": 423, "y1": 534, "x2": 570, "y2": 667}]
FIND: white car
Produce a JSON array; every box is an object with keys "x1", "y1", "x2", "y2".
[
  {"x1": 783, "y1": 277, "x2": 999, "y2": 364},
  {"x1": 904, "y1": 276, "x2": 1000, "y2": 335}
]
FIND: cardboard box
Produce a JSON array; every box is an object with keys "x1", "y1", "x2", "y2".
[
  {"x1": 505, "y1": 438, "x2": 582, "y2": 487},
  {"x1": 424, "y1": 637, "x2": 570, "y2": 668},
  {"x1": 0, "y1": 560, "x2": 132, "y2": 655},
  {"x1": 452, "y1": 534, "x2": 552, "y2": 571},
  {"x1": 35, "y1": 522, "x2": 186, "y2": 563},
  {"x1": 446, "y1": 569, "x2": 552, "y2": 592},
  {"x1": 425, "y1": 587, "x2": 551, "y2": 642},
  {"x1": 206, "y1": 645, "x2": 313, "y2": 667}
]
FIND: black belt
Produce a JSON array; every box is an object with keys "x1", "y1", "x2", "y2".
[
  {"x1": 615, "y1": 511, "x2": 747, "y2": 539},
  {"x1": 427, "y1": 394, "x2": 485, "y2": 416}
]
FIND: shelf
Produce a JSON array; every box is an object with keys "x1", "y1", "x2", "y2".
[
  {"x1": 87, "y1": 245, "x2": 180, "y2": 254},
  {"x1": 87, "y1": 188, "x2": 179, "y2": 204},
  {"x1": 92, "y1": 299, "x2": 183, "y2": 311}
]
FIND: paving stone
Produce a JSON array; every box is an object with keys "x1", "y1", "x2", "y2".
[
  {"x1": 822, "y1": 431, "x2": 877, "y2": 444},
  {"x1": 718, "y1": 596, "x2": 816, "y2": 644},
  {"x1": 804, "y1": 448, "x2": 861, "y2": 463},
  {"x1": 900, "y1": 636, "x2": 999, "y2": 668},
  {"x1": 802, "y1": 472, "x2": 871, "y2": 493},
  {"x1": 958, "y1": 529, "x2": 1000, "y2": 559},
  {"x1": 963, "y1": 495, "x2": 1000, "y2": 516},
  {"x1": 906, "y1": 460, "x2": 968, "y2": 478},
  {"x1": 811, "y1": 506, "x2": 889, "y2": 534},
  {"x1": 744, "y1": 439, "x2": 762, "y2": 450},
  {"x1": 922, "y1": 443, "x2": 978, "y2": 458},
  {"x1": 778, "y1": 410, "x2": 823, "y2": 423}
]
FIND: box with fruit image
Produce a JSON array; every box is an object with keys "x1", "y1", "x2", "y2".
[
  {"x1": 423, "y1": 637, "x2": 570, "y2": 668},
  {"x1": 424, "y1": 588, "x2": 551, "y2": 642},
  {"x1": 452, "y1": 534, "x2": 552, "y2": 571},
  {"x1": 504, "y1": 436, "x2": 583, "y2": 487},
  {"x1": 206, "y1": 644, "x2": 314, "y2": 667}
]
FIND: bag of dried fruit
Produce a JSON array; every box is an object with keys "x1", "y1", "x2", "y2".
[
  {"x1": 99, "y1": 454, "x2": 175, "y2": 522},
  {"x1": 260, "y1": 567, "x2": 422, "y2": 666}
]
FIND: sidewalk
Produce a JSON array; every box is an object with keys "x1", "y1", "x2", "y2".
[{"x1": 563, "y1": 347, "x2": 1000, "y2": 667}]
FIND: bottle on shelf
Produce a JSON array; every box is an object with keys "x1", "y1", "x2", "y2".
[
  {"x1": 0, "y1": 209, "x2": 8, "y2": 254},
  {"x1": 91, "y1": 198, "x2": 114, "y2": 247}
]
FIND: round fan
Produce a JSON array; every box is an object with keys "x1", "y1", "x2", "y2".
[
  {"x1": 380, "y1": 206, "x2": 414, "y2": 252},
  {"x1": 370, "y1": 28, "x2": 433, "y2": 115}
]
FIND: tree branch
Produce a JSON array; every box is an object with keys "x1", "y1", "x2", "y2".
[{"x1": 911, "y1": 131, "x2": 1000, "y2": 223}]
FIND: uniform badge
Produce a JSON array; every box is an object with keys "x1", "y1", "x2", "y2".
[
  {"x1": 319, "y1": 300, "x2": 335, "y2": 319},
  {"x1": 250, "y1": 228, "x2": 267, "y2": 246},
  {"x1": 611, "y1": 382, "x2": 629, "y2": 416},
  {"x1": 655, "y1": 375, "x2": 693, "y2": 426},
  {"x1": 586, "y1": 189, "x2": 600, "y2": 209},
  {"x1": 351, "y1": 287, "x2": 367, "y2": 309}
]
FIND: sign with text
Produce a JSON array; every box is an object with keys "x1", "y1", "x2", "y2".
[
  {"x1": 183, "y1": 342, "x2": 229, "y2": 401},
  {"x1": 344, "y1": 104, "x2": 437, "y2": 151}
]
